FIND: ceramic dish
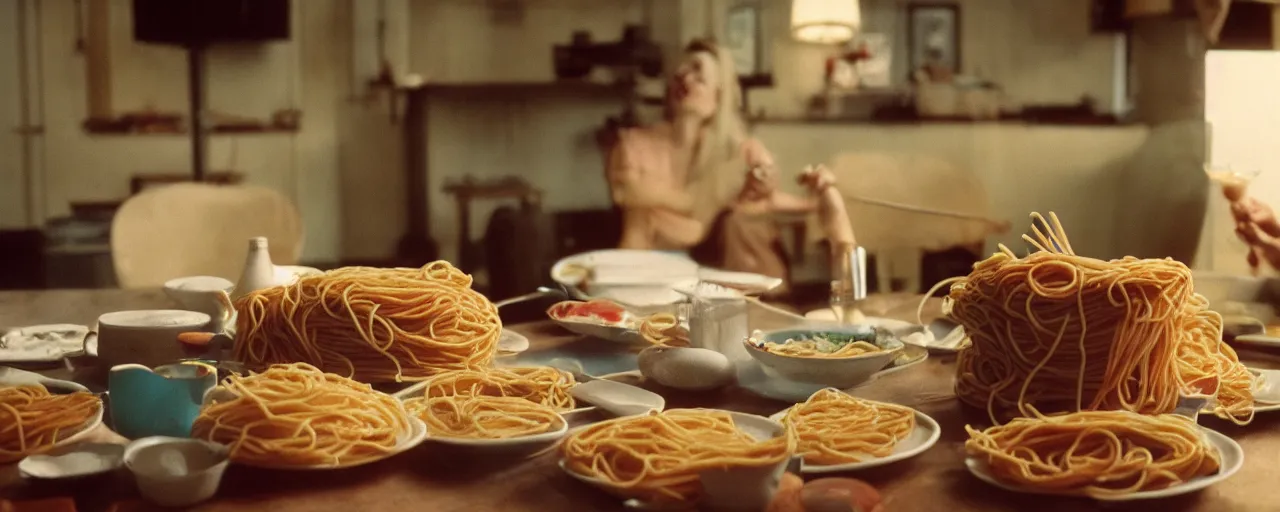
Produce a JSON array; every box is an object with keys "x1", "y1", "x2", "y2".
[
  {"x1": 0, "y1": 366, "x2": 91, "y2": 393},
  {"x1": 125, "y1": 436, "x2": 230, "y2": 507},
  {"x1": 768, "y1": 406, "x2": 941, "y2": 474},
  {"x1": 421, "y1": 413, "x2": 569, "y2": 451},
  {"x1": 558, "y1": 410, "x2": 788, "y2": 509},
  {"x1": 547, "y1": 300, "x2": 644, "y2": 344},
  {"x1": 744, "y1": 325, "x2": 904, "y2": 388},
  {"x1": 1233, "y1": 333, "x2": 1280, "y2": 350},
  {"x1": 737, "y1": 344, "x2": 928, "y2": 403},
  {"x1": 1247, "y1": 368, "x2": 1280, "y2": 413},
  {"x1": 18, "y1": 443, "x2": 125, "y2": 480},
  {"x1": 0, "y1": 324, "x2": 91, "y2": 362},
  {"x1": 550, "y1": 250, "x2": 780, "y2": 309},
  {"x1": 203, "y1": 387, "x2": 429, "y2": 470},
  {"x1": 802, "y1": 311, "x2": 964, "y2": 354},
  {"x1": 965, "y1": 426, "x2": 1243, "y2": 501}
]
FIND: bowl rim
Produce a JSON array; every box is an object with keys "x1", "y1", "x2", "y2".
[{"x1": 744, "y1": 327, "x2": 904, "y2": 361}]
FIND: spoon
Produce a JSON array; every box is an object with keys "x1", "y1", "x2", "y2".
[
  {"x1": 569, "y1": 379, "x2": 665, "y2": 419},
  {"x1": 494, "y1": 286, "x2": 566, "y2": 309}
]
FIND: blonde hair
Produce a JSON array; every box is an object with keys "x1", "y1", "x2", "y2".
[{"x1": 666, "y1": 39, "x2": 750, "y2": 222}]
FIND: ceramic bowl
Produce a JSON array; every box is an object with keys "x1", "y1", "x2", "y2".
[
  {"x1": 124, "y1": 436, "x2": 230, "y2": 507},
  {"x1": 163, "y1": 276, "x2": 234, "y2": 319},
  {"x1": 744, "y1": 326, "x2": 903, "y2": 388}
]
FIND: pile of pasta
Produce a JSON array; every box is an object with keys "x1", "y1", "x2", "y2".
[
  {"x1": 947, "y1": 212, "x2": 1255, "y2": 424},
  {"x1": 639, "y1": 313, "x2": 689, "y2": 347},
  {"x1": 965, "y1": 409, "x2": 1221, "y2": 498},
  {"x1": 756, "y1": 339, "x2": 883, "y2": 359},
  {"x1": 560, "y1": 409, "x2": 793, "y2": 505},
  {"x1": 410, "y1": 366, "x2": 577, "y2": 410},
  {"x1": 401, "y1": 366, "x2": 575, "y2": 440},
  {"x1": 191, "y1": 363, "x2": 411, "y2": 467},
  {"x1": 233, "y1": 261, "x2": 501, "y2": 383},
  {"x1": 409, "y1": 395, "x2": 563, "y2": 440},
  {"x1": 780, "y1": 388, "x2": 915, "y2": 465},
  {"x1": 0, "y1": 385, "x2": 101, "y2": 463}
]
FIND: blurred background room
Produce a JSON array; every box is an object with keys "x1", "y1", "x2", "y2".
[{"x1": 0, "y1": 0, "x2": 1275, "y2": 307}]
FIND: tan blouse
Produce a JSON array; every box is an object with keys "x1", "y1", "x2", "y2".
[{"x1": 606, "y1": 125, "x2": 773, "y2": 251}]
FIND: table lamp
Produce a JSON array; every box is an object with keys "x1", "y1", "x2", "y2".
[{"x1": 791, "y1": 0, "x2": 862, "y2": 44}]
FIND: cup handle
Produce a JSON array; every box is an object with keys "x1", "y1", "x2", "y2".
[{"x1": 214, "y1": 290, "x2": 234, "y2": 327}]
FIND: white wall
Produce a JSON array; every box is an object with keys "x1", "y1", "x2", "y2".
[
  {"x1": 756, "y1": 123, "x2": 1149, "y2": 257},
  {"x1": 1203, "y1": 51, "x2": 1280, "y2": 276}
]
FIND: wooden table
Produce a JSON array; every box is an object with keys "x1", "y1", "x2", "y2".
[{"x1": 2, "y1": 290, "x2": 1278, "y2": 512}]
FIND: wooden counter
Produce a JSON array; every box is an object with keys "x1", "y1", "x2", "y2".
[{"x1": 1, "y1": 290, "x2": 1277, "y2": 511}]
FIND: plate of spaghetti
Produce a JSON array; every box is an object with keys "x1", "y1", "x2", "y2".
[
  {"x1": 192, "y1": 363, "x2": 426, "y2": 470},
  {"x1": 964, "y1": 410, "x2": 1242, "y2": 500},
  {"x1": 558, "y1": 409, "x2": 794, "y2": 508},
  {"x1": 743, "y1": 326, "x2": 903, "y2": 388},
  {"x1": 1, "y1": 384, "x2": 103, "y2": 464},
  {"x1": 769, "y1": 388, "x2": 939, "y2": 473},
  {"x1": 405, "y1": 395, "x2": 568, "y2": 448},
  {"x1": 944, "y1": 212, "x2": 1257, "y2": 425},
  {"x1": 232, "y1": 261, "x2": 502, "y2": 383},
  {"x1": 396, "y1": 366, "x2": 576, "y2": 449}
]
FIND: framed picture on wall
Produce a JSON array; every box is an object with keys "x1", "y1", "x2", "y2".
[
  {"x1": 726, "y1": 4, "x2": 761, "y2": 76},
  {"x1": 907, "y1": 3, "x2": 961, "y2": 75}
]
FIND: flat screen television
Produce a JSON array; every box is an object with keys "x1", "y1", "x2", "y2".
[{"x1": 133, "y1": 0, "x2": 291, "y2": 46}]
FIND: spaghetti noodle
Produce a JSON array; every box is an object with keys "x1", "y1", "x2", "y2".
[
  {"x1": 0, "y1": 385, "x2": 100, "y2": 464},
  {"x1": 757, "y1": 340, "x2": 882, "y2": 358},
  {"x1": 560, "y1": 409, "x2": 793, "y2": 505},
  {"x1": 965, "y1": 410, "x2": 1220, "y2": 498},
  {"x1": 233, "y1": 261, "x2": 501, "y2": 383},
  {"x1": 781, "y1": 388, "x2": 915, "y2": 465},
  {"x1": 639, "y1": 313, "x2": 690, "y2": 347},
  {"x1": 945, "y1": 212, "x2": 1254, "y2": 424},
  {"x1": 405, "y1": 395, "x2": 562, "y2": 439},
  {"x1": 191, "y1": 363, "x2": 411, "y2": 467},
  {"x1": 415, "y1": 367, "x2": 576, "y2": 410}
]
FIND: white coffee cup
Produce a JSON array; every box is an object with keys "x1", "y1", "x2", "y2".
[{"x1": 94, "y1": 310, "x2": 212, "y2": 368}]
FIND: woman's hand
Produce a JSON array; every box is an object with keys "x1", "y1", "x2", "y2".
[
  {"x1": 1231, "y1": 196, "x2": 1280, "y2": 270},
  {"x1": 797, "y1": 165, "x2": 836, "y2": 195},
  {"x1": 742, "y1": 165, "x2": 778, "y2": 202}
]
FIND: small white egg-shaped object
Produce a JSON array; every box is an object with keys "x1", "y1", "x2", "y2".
[{"x1": 638, "y1": 346, "x2": 735, "y2": 391}]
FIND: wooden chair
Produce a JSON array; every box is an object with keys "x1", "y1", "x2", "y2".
[{"x1": 111, "y1": 184, "x2": 303, "y2": 288}]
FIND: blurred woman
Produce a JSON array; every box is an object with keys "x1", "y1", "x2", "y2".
[{"x1": 605, "y1": 39, "x2": 829, "y2": 282}]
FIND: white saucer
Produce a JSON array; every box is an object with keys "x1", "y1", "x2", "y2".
[
  {"x1": 966, "y1": 426, "x2": 1243, "y2": 501},
  {"x1": 768, "y1": 406, "x2": 940, "y2": 474}
]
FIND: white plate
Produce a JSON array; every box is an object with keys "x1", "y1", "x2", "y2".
[
  {"x1": 736, "y1": 345, "x2": 929, "y2": 403},
  {"x1": 422, "y1": 413, "x2": 569, "y2": 450},
  {"x1": 768, "y1": 406, "x2": 940, "y2": 474},
  {"x1": 498, "y1": 329, "x2": 531, "y2": 353},
  {"x1": 558, "y1": 410, "x2": 788, "y2": 505},
  {"x1": 0, "y1": 324, "x2": 91, "y2": 362},
  {"x1": 551, "y1": 318, "x2": 644, "y2": 344},
  {"x1": 1249, "y1": 368, "x2": 1280, "y2": 413},
  {"x1": 0, "y1": 367, "x2": 90, "y2": 393},
  {"x1": 1234, "y1": 334, "x2": 1280, "y2": 350},
  {"x1": 235, "y1": 417, "x2": 428, "y2": 470},
  {"x1": 550, "y1": 250, "x2": 780, "y2": 308},
  {"x1": 965, "y1": 426, "x2": 1243, "y2": 501}
]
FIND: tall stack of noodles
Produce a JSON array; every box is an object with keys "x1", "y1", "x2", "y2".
[
  {"x1": 944, "y1": 212, "x2": 1254, "y2": 425},
  {"x1": 232, "y1": 261, "x2": 501, "y2": 383}
]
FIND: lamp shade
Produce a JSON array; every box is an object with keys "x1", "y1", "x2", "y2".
[{"x1": 791, "y1": 0, "x2": 861, "y2": 44}]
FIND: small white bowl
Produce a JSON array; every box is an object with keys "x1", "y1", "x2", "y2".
[
  {"x1": 124, "y1": 436, "x2": 230, "y2": 508},
  {"x1": 744, "y1": 327, "x2": 903, "y2": 388}
]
